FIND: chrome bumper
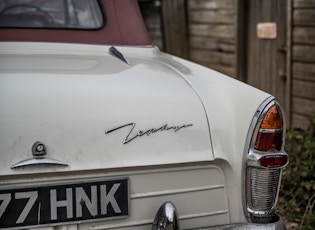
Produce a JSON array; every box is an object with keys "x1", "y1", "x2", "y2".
[{"x1": 152, "y1": 202, "x2": 285, "y2": 230}]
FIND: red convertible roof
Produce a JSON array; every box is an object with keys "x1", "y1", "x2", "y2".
[{"x1": 0, "y1": 0, "x2": 152, "y2": 46}]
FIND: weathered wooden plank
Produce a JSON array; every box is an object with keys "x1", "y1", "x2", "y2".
[
  {"x1": 292, "y1": 45, "x2": 315, "y2": 62},
  {"x1": 161, "y1": 0, "x2": 188, "y2": 58},
  {"x1": 190, "y1": 49, "x2": 235, "y2": 66},
  {"x1": 188, "y1": 0, "x2": 234, "y2": 10},
  {"x1": 189, "y1": 36, "x2": 235, "y2": 52},
  {"x1": 292, "y1": 79, "x2": 315, "y2": 99},
  {"x1": 293, "y1": 62, "x2": 315, "y2": 81},
  {"x1": 292, "y1": 97, "x2": 315, "y2": 117},
  {"x1": 189, "y1": 24, "x2": 235, "y2": 39},
  {"x1": 189, "y1": 10, "x2": 235, "y2": 24},
  {"x1": 292, "y1": 113, "x2": 312, "y2": 130},
  {"x1": 293, "y1": 9, "x2": 315, "y2": 26},
  {"x1": 293, "y1": 27, "x2": 315, "y2": 45},
  {"x1": 293, "y1": 0, "x2": 315, "y2": 8},
  {"x1": 187, "y1": 1, "x2": 237, "y2": 79}
]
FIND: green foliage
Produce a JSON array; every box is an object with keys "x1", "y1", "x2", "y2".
[{"x1": 278, "y1": 117, "x2": 315, "y2": 230}]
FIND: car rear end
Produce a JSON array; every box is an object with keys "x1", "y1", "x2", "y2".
[
  {"x1": 0, "y1": 43, "x2": 288, "y2": 229},
  {"x1": 0, "y1": 0, "x2": 288, "y2": 229}
]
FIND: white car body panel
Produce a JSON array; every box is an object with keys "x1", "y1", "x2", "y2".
[
  {"x1": 0, "y1": 43, "x2": 274, "y2": 229},
  {"x1": 0, "y1": 164, "x2": 229, "y2": 230}
]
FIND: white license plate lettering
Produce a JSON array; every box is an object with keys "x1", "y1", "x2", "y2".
[
  {"x1": 101, "y1": 183, "x2": 121, "y2": 215},
  {"x1": 75, "y1": 186, "x2": 97, "y2": 218},
  {"x1": 15, "y1": 191, "x2": 38, "y2": 224},
  {"x1": 0, "y1": 178, "x2": 129, "y2": 229},
  {"x1": 0, "y1": 193, "x2": 11, "y2": 219},
  {"x1": 50, "y1": 188, "x2": 73, "y2": 220}
]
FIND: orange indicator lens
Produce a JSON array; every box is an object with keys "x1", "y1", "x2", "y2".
[{"x1": 261, "y1": 105, "x2": 282, "y2": 129}]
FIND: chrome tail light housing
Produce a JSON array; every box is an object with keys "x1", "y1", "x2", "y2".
[{"x1": 243, "y1": 97, "x2": 288, "y2": 223}]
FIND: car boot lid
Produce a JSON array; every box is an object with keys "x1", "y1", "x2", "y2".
[{"x1": 0, "y1": 42, "x2": 213, "y2": 175}]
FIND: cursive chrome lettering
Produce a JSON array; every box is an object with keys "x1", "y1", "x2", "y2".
[{"x1": 105, "y1": 123, "x2": 193, "y2": 144}]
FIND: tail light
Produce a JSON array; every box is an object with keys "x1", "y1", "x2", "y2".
[{"x1": 243, "y1": 98, "x2": 288, "y2": 223}]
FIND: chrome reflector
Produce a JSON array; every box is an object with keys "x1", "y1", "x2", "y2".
[{"x1": 246, "y1": 167, "x2": 281, "y2": 222}]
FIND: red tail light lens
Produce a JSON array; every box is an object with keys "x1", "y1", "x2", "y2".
[
  {"x1": 255, "y1": 132, "x2": 282, "y2": 151},
  {"x1": 259, "y1": 155, "x2": 288, "y2": 168}
]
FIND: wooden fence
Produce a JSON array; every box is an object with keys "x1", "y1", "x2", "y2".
[
  {"x1": 140, "y1": 0, "x2": 315, "y2": 129},
  {"x1": 291, "y1": 0, "x2": 315, "y2": 129},
  {"x1": 187, "y1": 0, "x2": 236, "y2": 77}
]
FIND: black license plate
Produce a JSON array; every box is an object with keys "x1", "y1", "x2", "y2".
[{"x1": 0, "y1": 178, "x2": 129, "y2": 229}]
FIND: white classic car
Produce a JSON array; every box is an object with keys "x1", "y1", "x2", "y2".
[{"x1": 0, "y1": 0, "x2": 288, "y2": 229}]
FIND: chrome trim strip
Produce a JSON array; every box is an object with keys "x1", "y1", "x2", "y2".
[{"x1": 11, "y1": 157, "x2": 68, "y2": 169}]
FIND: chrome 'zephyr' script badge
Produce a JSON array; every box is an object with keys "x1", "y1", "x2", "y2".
[{"x1": 105, "y1": 123, "x2": 193, "y2": 144}]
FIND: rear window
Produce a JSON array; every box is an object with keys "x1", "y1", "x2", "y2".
[{"x1": 0, "y1": 0, "x2": 104, "y2": 29}]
